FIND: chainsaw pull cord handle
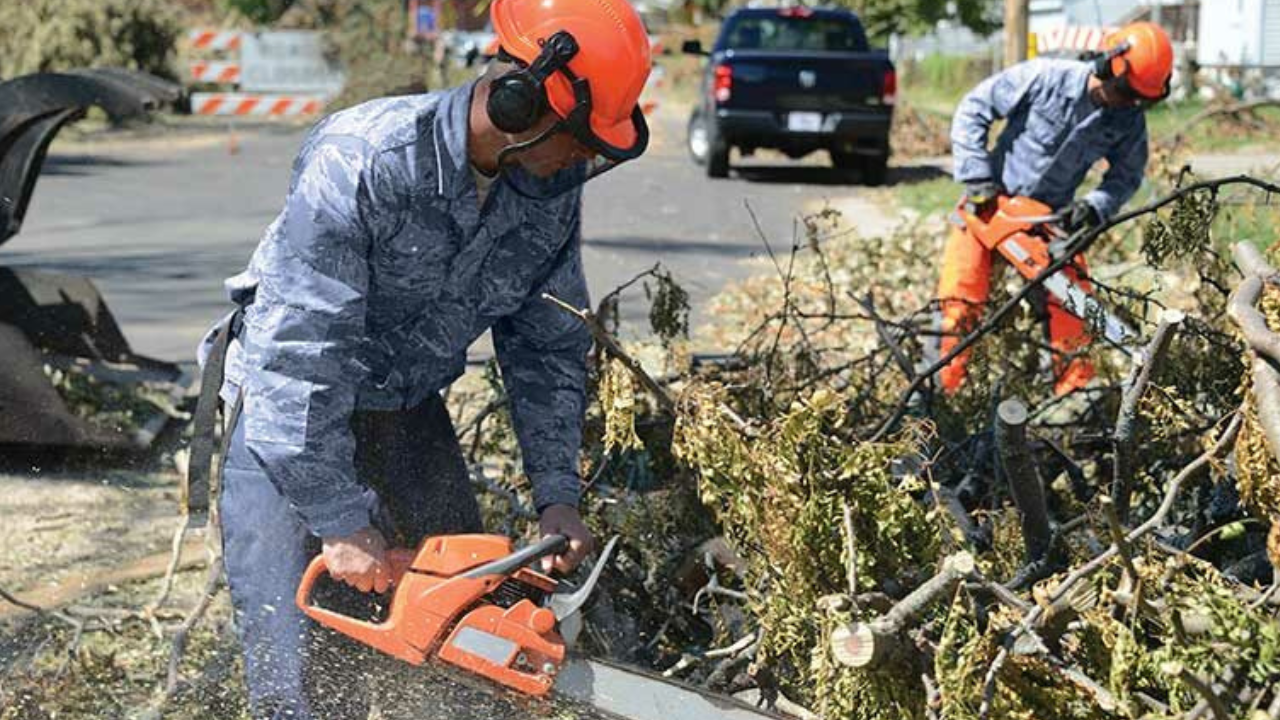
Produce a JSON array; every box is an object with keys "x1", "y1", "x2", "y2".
[{"x1": 460, "y1": 534, "x2": 569, "y2": 579}]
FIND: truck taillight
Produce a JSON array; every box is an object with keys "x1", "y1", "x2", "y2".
[
  {"x1": 713, "y1": 64, "x2": 732, "y2": 103},
  {"x1": 882, "y1": 69, "x2": 897, "y2": 106}
]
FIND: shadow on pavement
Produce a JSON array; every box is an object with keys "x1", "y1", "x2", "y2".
[
  {"x1": 726, "y1": 161, "x2": 949, "y2": 187},
  {"x1": 584, "y1": 235, "x2": 758, "y2": 255},
  {"x1": 42, "y1": 153, "x2": 160, "y2": 176}
]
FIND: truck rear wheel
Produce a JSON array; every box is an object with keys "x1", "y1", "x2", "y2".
[
  {"x1": 859, "y1": 154, "x2": 888, "y2": 186},
  {"x1": 707, "y1": 138, "x2": 730, "y2": 178},
  {"x1": 687, "y1": 110, "x2": 710, "y2": 166},
  {"x1": 689, "y1": 109, "x2": 730, "y2": 178}
]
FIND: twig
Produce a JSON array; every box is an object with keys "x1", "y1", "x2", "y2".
[
  {"x1": 164, "y1": 558, "x2": 224, "y2": 693},
  {"x1": 145, "y1": 517, "x2": 192, "y2": 630},
  {"x1": 456, "y1": 395, "x2": 505, "y2": 443},
  {"x1": 856, "y1": 293, "x2": 915, "y2": 380},
  {"x1": 841, "y1": 500, "x2": 859, "y2": 605},
  {"x1": 542, "y1": 292, "x2": 676, "y2": 414},
  {"x1": 1100, "y1": 496, "x2": 1140, "y2": 585},
  {"x1": 995, "y1": 399, "x2": 1052, "y2": 564},
  {"x1": 705, "y1": 632, "x2": 758, "y2": 659},
  {"x1": 595, "y1": 263, "x2": 662, "y2": 316},
  {"x1": 1112, "y1": 309, "x2": 1183, "y2": 521},
  {"x1": 705, "y1": 636, "x2": 758, "y2": 689},
  {"x1": 1165, "y1": 663, "x2": 1231, "y2": 720}
]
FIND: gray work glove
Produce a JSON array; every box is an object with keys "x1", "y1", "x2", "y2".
[
  {"x1": 964, "y1": 180, "x2": 1002, "y2": 215},
  {"x1": 1063, "y1": 199, "x2": 1102, "y2": 233}
]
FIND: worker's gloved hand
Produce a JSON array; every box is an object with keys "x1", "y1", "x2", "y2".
[
  {"x1": 964, "y1": 180, "x2": 1002, "y2": 214},
  {"x1": 1063, "y1": 199, "x2": 1102, "y2": 233},
  {"x1": 321, "y1": 525, "x2": 392, "y2": 594},
  {"x1": 538, "y1": 504, "x2": 594, "y2": 574}
]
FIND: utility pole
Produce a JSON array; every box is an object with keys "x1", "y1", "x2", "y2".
[{"x1": 1004, "y1": 0, "x2": 1029, "y2": 68}]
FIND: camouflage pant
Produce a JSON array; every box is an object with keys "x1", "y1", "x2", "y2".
[{"x1": 220, "y1": 394, "x2": 483, "y2": 720}]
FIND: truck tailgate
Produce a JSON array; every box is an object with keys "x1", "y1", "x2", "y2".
[{"x1": 722, "y1": 52, "x2": 889, "y2": 113}]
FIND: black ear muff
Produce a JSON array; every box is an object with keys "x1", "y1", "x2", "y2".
[
  {"x1": 487, "y1": 72, "x2": 547, "y2": 134},
  {"x1": 486, "y1": 32, "x2": 581, "y2": 135}
]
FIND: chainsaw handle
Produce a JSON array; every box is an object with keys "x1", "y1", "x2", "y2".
[
  {"x1": 295, "y1": 547, "x2": 415, "y2": 606},
  {"x1": 294, "y1": 548, "x2": 426, "y2": 664},
  {"x1": 461, "y1": 534, "x2": 568, "y2": 579}
]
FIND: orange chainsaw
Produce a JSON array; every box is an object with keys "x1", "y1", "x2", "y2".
[
  {"x1": 295, "y1": 532, "x2": 615, "y2": 696},
  {"x1": 957, "y1": 195, "x2": 1136, "y2": 346},
  {"x1": 296, "y1": 533, "x2": 786, "y2": 720}
]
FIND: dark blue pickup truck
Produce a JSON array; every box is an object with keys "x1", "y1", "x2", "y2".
[{"x1": 683, "y1": 6, "x2": 895, "y2": 184}]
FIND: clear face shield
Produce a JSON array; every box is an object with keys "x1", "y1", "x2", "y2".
[{"x1": 495, "y1": 52, "x2": 650, "y2": 201}]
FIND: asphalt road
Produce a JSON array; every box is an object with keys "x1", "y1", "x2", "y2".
[{"x1": 4, "y1": 104, "x2": 911, "y2": 362}]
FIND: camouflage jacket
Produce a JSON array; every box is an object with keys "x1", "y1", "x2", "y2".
[
  {"x1": 211, "y1": 81, "x2": 591, "y2": 537},
  {"x1": 950, "y1": 58, "x2": 1148, "y2": 220}
]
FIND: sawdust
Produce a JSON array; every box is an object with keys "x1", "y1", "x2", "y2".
[{"x1": 0, "y1": 464, "x2": 182, "y2": 596}]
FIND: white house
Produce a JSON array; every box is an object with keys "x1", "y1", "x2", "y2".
[{"x1": 1197, "y1": 0, "x2": 1280, "y2": 67}]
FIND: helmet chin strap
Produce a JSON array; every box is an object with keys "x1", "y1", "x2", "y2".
[
  {"x1": 489, "y1": 118, "x2": 593, "y2": 201},
  {"x1": 493, "y1": 117, "x2": 567, "y2": 171}
]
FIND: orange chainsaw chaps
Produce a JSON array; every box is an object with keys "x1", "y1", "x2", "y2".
[
  {"x1": 1047, "y1": 256, "x2": 1095, "y2": 396},
  {"x1": 937, "y1": 222, "x2": 992, "y2": 394}
]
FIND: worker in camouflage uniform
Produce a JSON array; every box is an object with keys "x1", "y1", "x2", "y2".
[
  {"x1": 196, "y1": 0, "x2": 652, "y2": 715},
  {"x1": 935, "y1": 22, "x2": 1174, "y2": 395}
]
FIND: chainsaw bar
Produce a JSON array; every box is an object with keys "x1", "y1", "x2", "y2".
[
  {"x1": 400, "y1": 652, "x2": 784, "y2": 720},
  {"x1": 996, "y1": 234, "x2": 1137, "y2": 345},
  {"x1": 556, "y1": 657, "x2": 785, "y2": 720}
]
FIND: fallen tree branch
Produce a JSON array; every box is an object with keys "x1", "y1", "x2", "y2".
[
  {"x1": 830, "y1": 552, "x2": 975, "y2": 669},
  {"x1": 164, "y1": 558, "x2": 224, "y2": 694},
  {"x1": 979, "y1": 411, "x2": 1243, "y2": 719},
  {"x1": 1228, "y1": 245, "x2": 1280, "y2": 365},
  {"x1": 1228, "y1": 242, "x2": 1280, "y2": 473},
  {"x1": 1167, "y1": 99, "x2": 1280, "y2": 150},
  {"x1": 841, "y1": 500, "x2": 859, "y2": 605},
  {"x1": 1112, "y1": 309, "x2": 1184, "y2": 521}
]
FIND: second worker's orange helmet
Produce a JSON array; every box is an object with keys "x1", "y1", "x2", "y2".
[{"x1": 491, "y1": 0, "x2": 652, "y2": 158}]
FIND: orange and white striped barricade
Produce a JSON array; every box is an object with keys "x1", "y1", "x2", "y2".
[{"x1": 189, "y1": 93, "x2": 326, "y2": 117}]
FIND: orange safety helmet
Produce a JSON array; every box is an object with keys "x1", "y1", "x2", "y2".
[
  {"x1": 1098, "y1": 21, "x2": 1174, "y2": 101},
  {"x1": 490, "y1": 0, "x2": 651, "y2": 160}
]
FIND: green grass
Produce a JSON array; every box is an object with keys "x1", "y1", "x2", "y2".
[
  {"x1": 1216, "y1": 200, "x2": 1280, "y2": 251},
  {"x1": 1146, "y1": 99, "x2": 1280, "y2": 152},
  {"x1": 898, "y1": 53, "x2": 993, "y2": 115}
]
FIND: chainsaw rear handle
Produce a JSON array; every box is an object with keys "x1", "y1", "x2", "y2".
[
  {"x1": 294, "y1": 547, "x2": 425, "y2": 662},
  {"x1": 295, "y1": 546, "x2": 416, "y2": 604},
  {"x1": 461, "y1": 534, "x2": 568, "y2": 578}
]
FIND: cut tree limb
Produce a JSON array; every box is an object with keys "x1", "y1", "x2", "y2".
[
  {"x1": 830, "y1": 552, "x2": 975, "y2": 669},
  {"x1": 1112, "y1": 309, "x2": 1183, "y2": 522},
  {"x1": 995, "y1": 398, "x2": 1052, "y2": 564}
]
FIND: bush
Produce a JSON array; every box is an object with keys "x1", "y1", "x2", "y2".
[{"x1": 0, "y1": 0, "x2": 182, "y2": 81}]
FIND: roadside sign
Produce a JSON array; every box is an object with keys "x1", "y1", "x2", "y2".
[{"x1": 238, "y1": 31, "x2": 344, "y2": 96}]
